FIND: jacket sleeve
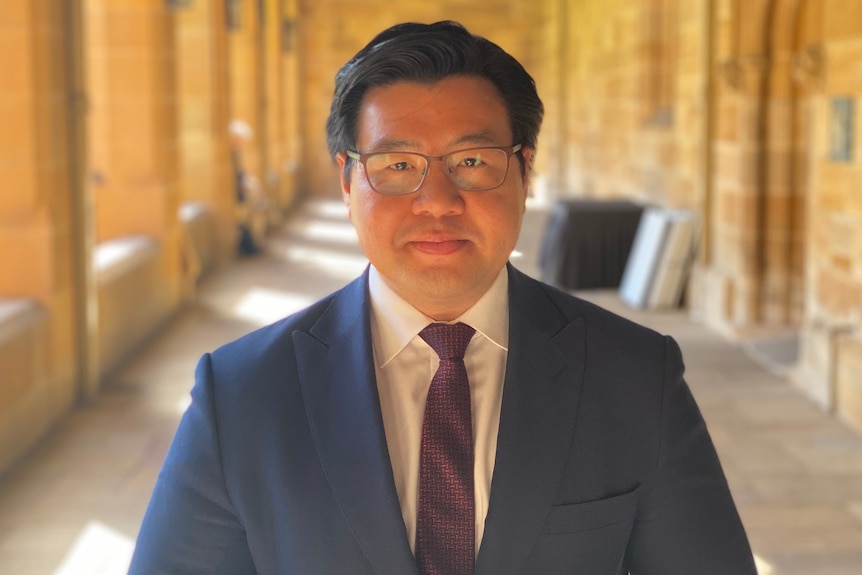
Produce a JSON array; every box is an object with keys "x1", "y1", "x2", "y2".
[
  {"x1": 625, "y1": 336, "x2": 758, "y2": 574},
  {"x1": 127, "y1": 353, "x2": 256, "y2": 575}
]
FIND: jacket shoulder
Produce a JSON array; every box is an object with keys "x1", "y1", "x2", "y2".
[
  {"x1": 208, "y1": 273, "x2": 366, "y2": 377},
  {"x1": 511, "y1": 266, "x2": 665, "y2": 344}
]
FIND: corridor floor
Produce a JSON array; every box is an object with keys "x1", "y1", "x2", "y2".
[{"x1": 1, "y1": 199, "x2": 861, "y2": 574}]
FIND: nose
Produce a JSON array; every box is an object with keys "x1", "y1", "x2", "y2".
[{"x1": 411, "y1": 159, "x2": 465, "y2": 217}]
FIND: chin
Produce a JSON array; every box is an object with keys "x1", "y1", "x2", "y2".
[{"x1": 411, "y1": 266, "x2": 487, "y2": 297}]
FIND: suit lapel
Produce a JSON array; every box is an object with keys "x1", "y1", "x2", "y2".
[
  {"x1": 293, "y1": 272, "x2": 419, "y2": 575},
  {"x1": 475, "y1": 266, "x2": 586, "y2": 575}
]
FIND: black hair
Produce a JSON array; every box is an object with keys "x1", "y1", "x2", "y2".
[{"x1": 325, "y1": 21, "x2": 544, "y2": 178}]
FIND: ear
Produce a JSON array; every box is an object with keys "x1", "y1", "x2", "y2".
[{"x1": 335, "y1": 152, "x2": 352, "y2": 216}]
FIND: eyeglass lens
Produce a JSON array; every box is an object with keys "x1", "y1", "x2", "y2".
[{"x1": 363, "y1": 148, "x2": 512, "y2": 195}]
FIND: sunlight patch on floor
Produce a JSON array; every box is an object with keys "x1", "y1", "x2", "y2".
[
  {"x1": 290, "y1": 219, "x2": 358, "y2": 244},
  {"x1": 176, "y1": 393, "x2": 192, "y2": 416},
  {"x1": 232, "y1": 287, "x2": 316, "y2": 326},
  {"x1": 52, "y1": 521, "x2": 133, "y2": 575},
  {"x1": 283, "y1": 246, "x2": 369, "y2": 280},
  {"x1": 754, "y1": 553, "x2": 774, "y2": 575},
  {"x1": 304, "y1": 199, "x2": 350, "y2": 219}
]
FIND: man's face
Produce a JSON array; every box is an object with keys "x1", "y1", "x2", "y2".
[{"x1": 337, "y1": 75, "x2": 532, "y2": 320}]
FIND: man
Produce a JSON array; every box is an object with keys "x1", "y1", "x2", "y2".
[
  {"x1": 129, "y1": 21, "x2": 757, "y2": 575},
  {"x1": 229, "y1": 119, "x2": 263, "y2": 256}
]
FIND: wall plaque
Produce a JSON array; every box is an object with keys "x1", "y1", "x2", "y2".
[{"x1": 829, "y1": 97, "x2": 854, "y2": 162}]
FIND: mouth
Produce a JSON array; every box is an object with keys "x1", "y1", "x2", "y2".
[{"x1": 409, "y1": 239, "x2": 469, "y2": 256}]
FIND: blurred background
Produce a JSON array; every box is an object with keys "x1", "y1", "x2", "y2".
[{"x1": 1, "y1": 0, "x2": 861, "y2": 573}]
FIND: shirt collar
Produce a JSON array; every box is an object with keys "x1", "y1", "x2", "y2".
[{"x1": 368, "y1": 265, "x2": 510, "y2": 368}]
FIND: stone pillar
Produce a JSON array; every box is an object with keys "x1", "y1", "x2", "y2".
[
  {"x1": 228, "y1": 0, "x2": 264, "y2": 186},
  {"x1": 797, "y1": 0, "x2": 862, "y2": 428},
  {"x1": 698, "y1": 0, "x2": 772, "y2": 334},
  {"x1": 84, "y1": 0, "x2": 184, "y2": 376},
  {"x1": 261, "y1": 0, "x2": 289, "y2": 217},
  {"x1": 85, "y1": 0, "x2": 180, "y2": 245},
  {"x1": 836, "y1": 334, "x2": 862, "y2": 432},
  {"x1": 279, "y1": 0, "x2": 303, "y2": 209},
  {"x1": 174, "y1": 0, "x2": 235, "y2": 265},
  {"x1": 0, "y1": 0, "x2": 80, "y2": 471}
]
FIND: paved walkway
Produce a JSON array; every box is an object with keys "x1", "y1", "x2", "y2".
[{"x1": 1, "y1": 199, "x2": 861, "y2": 574}]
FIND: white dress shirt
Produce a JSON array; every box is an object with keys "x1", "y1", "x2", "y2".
[{"x1": 368, "y1": 265, "x2": 509, "y2": 556}]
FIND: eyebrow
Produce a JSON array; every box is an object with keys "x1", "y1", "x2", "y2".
[
  {"x1": 368, "y1": 139, "x2": 417, "y2": 152},
  {"x1": 364, "y1": 130, "x2": 505, "y2": 153},
  {"x1": 451, "y1": 130, "x2": 500, "y2": 147}
]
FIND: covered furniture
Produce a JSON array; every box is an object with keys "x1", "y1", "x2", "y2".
[{"x1": 539, "y1": 199, "x2": 644, "y2": 290}]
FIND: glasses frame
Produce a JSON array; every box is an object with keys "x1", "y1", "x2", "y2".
[{"x1": 345, "y1": 144, "x2": 523, "y2": 195}]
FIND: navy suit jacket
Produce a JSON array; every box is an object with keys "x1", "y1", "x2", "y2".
[{"x1": 129, "y1": 265, "x2": 756, "y2": 574}]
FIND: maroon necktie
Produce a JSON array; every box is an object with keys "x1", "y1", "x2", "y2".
[{"x1": 416, "y1": 322, "x2": 476, "y2": 575}]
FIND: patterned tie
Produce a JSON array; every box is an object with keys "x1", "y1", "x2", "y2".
[{"x1": 416, "y1": 322, "x2": 476, "y2": 575}]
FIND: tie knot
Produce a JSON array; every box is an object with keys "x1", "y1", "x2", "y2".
[{"x1": 419, "y1": 322, "x2": 475, "y2": 360}]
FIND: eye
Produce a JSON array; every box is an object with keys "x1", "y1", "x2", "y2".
[
  {"x1": 461, "y1": 154, "x2": 484, "y2": 168},
  {"x1": 374, "y1": 153, "x2": 421, "y2": 172}
]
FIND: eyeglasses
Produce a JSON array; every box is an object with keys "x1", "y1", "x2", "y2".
[{"x1": 345, "y1": 144, "x2": 523, "y2": 196}]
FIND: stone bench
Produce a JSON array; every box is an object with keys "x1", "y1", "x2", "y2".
[
  {"x1": 0, "y1": 298, "x2": 50, "y2": 473},
  {"x1": 0, "y1": 298, "x2": 44, "y2": 346},
  {"x1": 179, "y1": 201, "x2": 220, "y2": 280},
  {"x1": 94, "y1": 235, "x2": 168, "y2": 379}
]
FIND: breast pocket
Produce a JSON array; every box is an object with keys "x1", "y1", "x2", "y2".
[{"x1": 548, "y1": 488, "x2": 639, "y2": 535}]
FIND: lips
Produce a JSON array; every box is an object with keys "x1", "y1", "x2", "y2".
[{"x1": 410, "y1": 239, "x2": 469, "y2": 255}]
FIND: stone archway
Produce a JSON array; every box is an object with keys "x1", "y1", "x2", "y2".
[
  {"x1": 793, "y1": 0, "x2": 862, "y2": 419},
  {"x1": 700, "y1": 0, "x2": 817, "y2": 380},
  {"x1": 727, "y1": 0, "x2": 819, "y2": 377},
  {"x1": 757, "y1": 0, "x2": 816, "y2": 329}
]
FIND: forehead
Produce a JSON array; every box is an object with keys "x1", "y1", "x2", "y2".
[{"x1": 355, "y1": 75, "x2": 512, "y2": 151}]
